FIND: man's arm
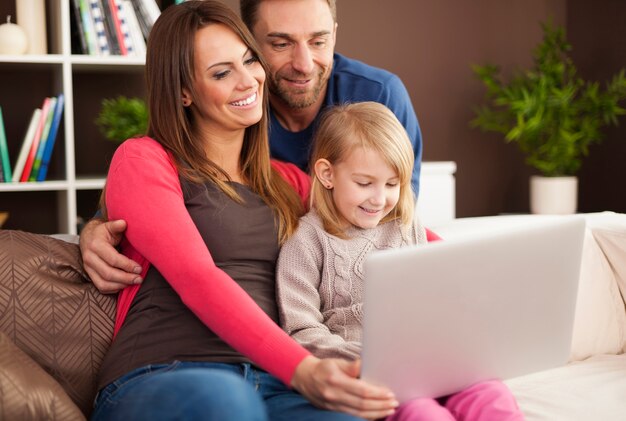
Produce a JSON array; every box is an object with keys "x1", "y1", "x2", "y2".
[{"x1": 79, "y1": 218, "x2": 142, "y2": 293}]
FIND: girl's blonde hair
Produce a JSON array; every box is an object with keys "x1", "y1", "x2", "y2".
[{"x1": 310, "y1": 102, "x2": 415, "y2": 237}]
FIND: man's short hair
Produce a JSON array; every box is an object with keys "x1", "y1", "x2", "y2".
[{"x1": 240, "y1": 0, "x2": 337, "y2": 31}]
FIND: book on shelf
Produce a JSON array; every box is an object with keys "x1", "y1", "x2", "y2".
[
  {"x1": 114, "y1": 0, "x2": 137, "y2": 56},
  {"x1": 12, "y1": 108, "x2": 42, "y2": 182},
  {"x1": 29, "y1": 97, "x2": 58, "y2": 181},
  {"x1": 107, "y1": 0, "x2": 128, "y2": 55},
  {"x1": 89, "y1": 0, "x2": 111, "y2": 56},
  {"x1": 71, "y1": 0, "x2": 88, "y2": 54},
  {"x1": 37, "y1": 94, "x2": 65, "y2": 182},
  {"x1": 122, "y1": 0, "x2": 146, "y2": 56},
  {"x1": 99, "y1": 0, "x2": 121, "y2": 55},
  {"x1": 0, "y1": 106, "x2": 11, "y2": 182},
  {"x1": 130, "y1": 0, "x2": 151, "y2": 40},
  {"x1": 21, "y1": 98, "x2": 52, "y2": 182},
  {"x1": 78, "y1": 0, "x2": 99, "y2": 55},
  {"x1": 138, "y1": 0, "x2": 161, "y2": 26}
]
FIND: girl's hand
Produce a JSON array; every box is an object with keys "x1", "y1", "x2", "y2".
[{"x1": 291, "y1": 355, "x2": 398, "y2": 420}]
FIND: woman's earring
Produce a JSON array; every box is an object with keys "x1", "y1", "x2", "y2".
[{"x1": 182, "y1": 99, "x2": 190, "y2": 107}]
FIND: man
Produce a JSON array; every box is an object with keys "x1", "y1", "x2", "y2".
[
  {"x1": 241, "y1": 0, "x2": 422, "y2": 194},
  {"x1": 81, "y1": 0, "x2": 423, "y2": 292}
]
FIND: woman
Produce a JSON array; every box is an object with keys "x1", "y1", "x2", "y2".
[{"x1": 90, "y1": 2, "x2": 397, "y2": 420}]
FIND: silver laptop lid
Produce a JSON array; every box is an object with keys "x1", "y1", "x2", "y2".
[{"x1": 361, "y1": 217, "x2": 585, "y2": 401}]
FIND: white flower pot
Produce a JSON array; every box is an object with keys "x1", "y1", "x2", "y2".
[{"x1": 530, "y1": 176, "x2": 578, "y2": 215}]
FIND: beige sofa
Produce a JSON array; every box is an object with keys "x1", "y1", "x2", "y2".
[
  {"x1": 1, "y1": 212, "x2": 625, "y2": 420},
  {"x1": 432, "y1": 212, "x2": 626, "y2": 420}
]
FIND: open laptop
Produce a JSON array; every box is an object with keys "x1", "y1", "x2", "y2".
[{"x1": 360, "y1": 216, "x2": 585, "y2": 402}]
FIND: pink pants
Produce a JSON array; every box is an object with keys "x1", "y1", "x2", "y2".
[{"x1": 387, "y1": 380, "x2": 524, "y2": 421}]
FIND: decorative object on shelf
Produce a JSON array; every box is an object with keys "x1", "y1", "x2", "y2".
[
  {"x1": 95, "y1": 96, "x2": 148, "y2": 143},
  {"x1": 0, "y1": 16, "x2": 28, "y2": 55},
  {"x1": 470, "y1": 21, "x2": 626, "y2": 215},
  {"x1": 15, "y1": 0, "x2": 47, "y2": 54},
  {"x1": 0, "y1": 212, "x2": 7, "y2": 228}
]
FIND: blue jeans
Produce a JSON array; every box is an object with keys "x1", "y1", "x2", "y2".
[{"x1": 91, "y1": 361, "x2": 364, "y2": 421}]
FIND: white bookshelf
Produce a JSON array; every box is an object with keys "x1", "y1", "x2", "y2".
[{"x1": 0, "y1": 0, "x2": 146, "y2": 234}]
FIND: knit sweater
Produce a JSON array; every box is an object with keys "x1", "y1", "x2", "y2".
[{"x1": 276, "y1": 210, "x2": 428, "y2": 360}]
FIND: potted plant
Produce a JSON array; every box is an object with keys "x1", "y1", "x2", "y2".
[
  {"x1": 470, "y1": 21, "x2": 626, "y2": 214},
  {"x1": 95, "y1": 96, "x2": 148, "y2": 143}
]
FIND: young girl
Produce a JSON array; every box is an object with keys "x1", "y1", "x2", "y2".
[{"x1": 276, "y1": 102, "x2": 524, "y2": 420}]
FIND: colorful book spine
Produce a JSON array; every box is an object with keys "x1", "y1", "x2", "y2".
[
  {"x1": 12, "y1": 108, "x2": 41, "y2": 182},
  {"x1": 79, "y1": 0, "x2": 99, "y2": 55},
  {"x1": 29, "y1": 97, "x2": 57, "y2": 181},
  {"x1": 122, "y1": 0, "x2": 146, "y2": 56},
  {"x1": 0, "y1": 106, "x2": 11, "y2": 182},
  {"x1": 115, "y1": 0, "x2": 136, "y2": 56},
  {"x1": 37, "y1": 94, "x2": 65, "y2": 182},
  {"x1": 21, "y1": 98, "x2": 51, "y2": 182},
  {"x1": 89, "y1": 0, "x2": 111, "y2": 56},
  {"x1": 71, "y1": 0, "x2": 88, "y2": 54},
  {"x1": 100, "y1": 0, "x2": 121, "y2": 55},
  {"x1": 107, "y1": 0, "x2": 127, "y2": 55}
]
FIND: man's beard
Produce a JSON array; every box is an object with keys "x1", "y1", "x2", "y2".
[{"x1": 269, "y1": 67, "x2": 328, "y2": 109}]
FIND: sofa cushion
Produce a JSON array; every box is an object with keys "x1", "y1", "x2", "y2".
[
  {"x1": 0, "y1": 230, "x2": 116, "y2": 416},
  {"x1": 0, "y1": 332, "x2": 85, "y2": 420},
  {"x1": 568, "y1": 227, "x2": 626, "y2": 361},
  {"x1": 506, "y1": 354, "x2": 626, "y2": 421}
]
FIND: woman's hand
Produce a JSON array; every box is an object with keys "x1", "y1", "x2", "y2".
[
  {"x1": 291, "y1": 355, "x2": 398, "y2": 420},
  {"x1": 79, "y1": 218, "x2": 142, "y2": 293}
]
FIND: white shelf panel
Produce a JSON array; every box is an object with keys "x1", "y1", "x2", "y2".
[
  {"x1": 0, "y1": 181, "x2": 69, "y2": 192},
  {"x1": 75, "y1": 178, "x2": 106, "y2": 190},
  {"x1": 70, "y1": 55, "x2": 145, "y2": 71},
  {"x1": 0, "y1": 54, "x2": 64, "y2": 64}
]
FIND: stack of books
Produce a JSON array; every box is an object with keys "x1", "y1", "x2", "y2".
[
  {"x1": 0, "y1": 95, "x2": 65, "y2": 183},
  {"x1": 71, "y1": 0, "x2": 161, "y2": 57}
]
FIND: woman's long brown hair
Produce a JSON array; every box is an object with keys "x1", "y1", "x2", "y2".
[{"x1": 102, "y1": 1, "x2": 303, "y2": 242}]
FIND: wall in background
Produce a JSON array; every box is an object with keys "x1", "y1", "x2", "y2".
[
  {"x1": 333, "y1": 0, "x2": 568, "y2": 217},
  {"x1": 222, "y1": 0, "x2": 624, "y2": 217},
  {"x1": 568, "y1": 0, "x2": 626, "y2": 214}
]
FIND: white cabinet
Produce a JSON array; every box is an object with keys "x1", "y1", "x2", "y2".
[
  {"x1": 417, "y1": 161, "x2": 457, "y2": 228},
  {"x1": 0, "y1": 0, "x2": 147, "y2": 234}
]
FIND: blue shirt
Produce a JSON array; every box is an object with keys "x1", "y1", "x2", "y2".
[{"x1": 268, "y1": 53, "x2": 423, "y2": 196}]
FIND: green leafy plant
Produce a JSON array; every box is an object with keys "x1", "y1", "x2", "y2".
[
  {"x1": 95, "y1": 96, "x2": 148, "y2": 143},
  {"x1": 471, "y1": 21, "x2": 626, "y2": 176}
]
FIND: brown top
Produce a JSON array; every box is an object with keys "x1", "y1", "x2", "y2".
[{"x1": 97, "y1": 179, "x2": 280, "y2": 389}]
